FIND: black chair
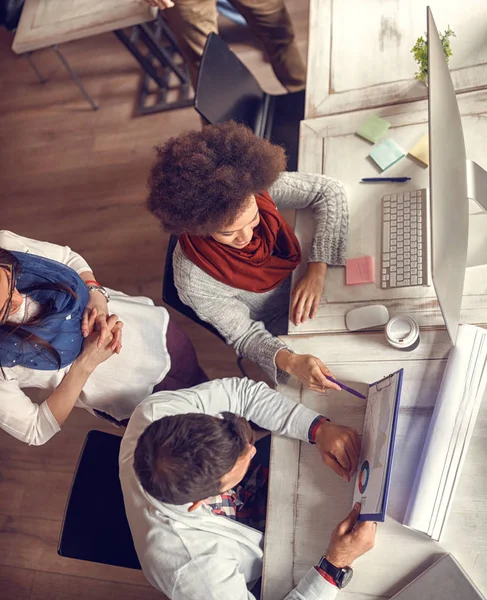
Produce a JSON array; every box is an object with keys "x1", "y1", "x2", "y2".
[
  {"x1": 163, "y1": 234, "x2": 247, "y2": 376},
  {"x1": 163, "y1": 234, "x2": 223, "y2": 340},
  {"x1": 58, "y1": 430, "x2": 141, "y2": 570},
  {"x1": 194, "y1": 33, "x2": 306, "y2": 172},
  {"x1": 0, "y1": 0, "x2": 24, "y2": 30}
]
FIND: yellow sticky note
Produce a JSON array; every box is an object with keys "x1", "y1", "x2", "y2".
[{"x1": 408, "y1": 134, "x2": 429, "y2": 167}]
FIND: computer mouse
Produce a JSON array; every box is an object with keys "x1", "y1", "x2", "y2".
[{"x1": 345, "y1": 305, "x2": 390, "y2": 331}]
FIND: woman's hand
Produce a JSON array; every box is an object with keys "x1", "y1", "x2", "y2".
[
  {"x1": 275, "y1": 350, "x2": 341, "y2": 393},
  {"x1": 77, "y1": 323, "x2": 123, "y2": 372},
  {"x1": 82, "y1": 291, "x2": 122, "y2": 350},
  {"x1": 143, "y1": 0, "x2": 175, "y2": 9},
  {"x1": 45, "y1": 322, "x2": 122, "y2": 429},
  {"x1": 290, "y1": 262, "x2": 327, "y2": 326},
  {"x1": 82, "y1": 290, "x2": 109, "y2": 338}
]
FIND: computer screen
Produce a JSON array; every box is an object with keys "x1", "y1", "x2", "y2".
[{"x1": 428, "y1": 7, "x2": 469, "y2": 345}]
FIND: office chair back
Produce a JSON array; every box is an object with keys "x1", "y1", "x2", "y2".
[
  {"x1": 58, "y1": 430, "x2": 141, "y2": 570},
  {"x1": 194, "y1": 33, "x2": 305, "y2": 171},
  {"x1": 195, "y1": 33, "x2": 266, "y2": 132}
]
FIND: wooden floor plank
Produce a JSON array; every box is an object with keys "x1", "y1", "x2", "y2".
[
  {"x1": 0, "y1": 565, "x2": 35, "y2": 600},
  {"x1": 0, "y1": 515, "x2": 153, "y2": 588},
  {"x1": 0, "y1": 413, "x2": 118, "y2": 473},
  {"x1": 31, "y1": 570, "x2": 167, "y2": 600},
  {"x1": 0, "y1": 467, "x2": 73, "y2": 521}
]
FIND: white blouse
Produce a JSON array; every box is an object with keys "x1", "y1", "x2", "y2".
[{"x1": 0, "y1": 230, "x2": 170, "y2": 445}]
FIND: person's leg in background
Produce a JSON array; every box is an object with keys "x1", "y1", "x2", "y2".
[
  {"x1": 162, "y1": 0, "x2": 305, "y2": 93},
  {"x1": 228, "y1": 0, "x2": 306, "y2": 92},
  {"x1": 153, "y1": 318, "x2": 209, "y2": 392},
  {"x1": 162, "y1": 0, "x2": 219, "y2": 90}
]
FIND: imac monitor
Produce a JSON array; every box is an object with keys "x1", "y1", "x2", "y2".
[{"x1": 427, "y1": 7, "x2": 469, "y2": 345}]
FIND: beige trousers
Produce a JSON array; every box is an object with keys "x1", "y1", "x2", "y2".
[{"x1": 163, "y1": 0, "x2": 306, "y2": 92}]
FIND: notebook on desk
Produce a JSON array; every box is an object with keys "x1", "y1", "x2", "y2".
[
  {"x1": 391, "y1": 554, "x2": 485, "y2": 599},
  {"x1": 352, "y1": 369, "x2": 403, "y2": 521}
]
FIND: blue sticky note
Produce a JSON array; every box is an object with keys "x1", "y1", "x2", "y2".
[{"x1": 369, "y1": 139, "x2": 406, "y2": 171}]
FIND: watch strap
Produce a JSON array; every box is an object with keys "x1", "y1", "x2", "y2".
[
  {"x1": 318, "y1": 556, "x2": 353, "y2": 589},
  {"x1": 318, "y1": 557, "x2": 342, "y2": 581}
]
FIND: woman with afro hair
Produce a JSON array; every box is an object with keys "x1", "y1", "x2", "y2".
[{"x1": 147, "y1": 122, "x2": 349, "y2": 393}]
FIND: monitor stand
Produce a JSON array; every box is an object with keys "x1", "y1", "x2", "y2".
[{"x1": 466, "y1": 160, "x2": 487, "y2": 268}]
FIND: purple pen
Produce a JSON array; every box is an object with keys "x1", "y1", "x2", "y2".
[{"x1": 327, "y1": 377, "x2": 367, "y2": 400}]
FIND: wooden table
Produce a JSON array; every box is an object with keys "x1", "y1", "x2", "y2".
[
  {"x1": 288, "y1": 88, "x2": 487, "y2": 336},
  {"x1": 12, "y1": 0, "x2": 156, "y2": 54},
  {"x1": 262, "y1": 329, "x2": 487, "y2": 600},
  {"x1": 10, "y1": 0, "x2": 192, "y2": 115},
  {"x1": 305, "y1": 0, "x2": 487, "y2": 119}
]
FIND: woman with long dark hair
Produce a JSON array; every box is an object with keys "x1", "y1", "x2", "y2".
[
  {"x1": 146, "y1": 122, "x2": 349, "y2": 393},
  {"x1": 0, "y1": 230, "x2": 206, "y2": 445}
]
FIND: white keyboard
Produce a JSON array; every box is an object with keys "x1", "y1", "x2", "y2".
[{"x1": 380, "y1": 189, "x2": 430, "y2": 289}]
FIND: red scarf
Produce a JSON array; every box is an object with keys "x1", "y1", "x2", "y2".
[{"x1": 179, "y1": 191, "x2": 301, "y2": 293}]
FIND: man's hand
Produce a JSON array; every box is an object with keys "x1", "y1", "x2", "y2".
[
  {"x1": 143, "y1": 0, "x2": 175, "y2": 9},
  {"x1": 325, "y1": 503, "x2": 376, "y2": 568},
  {"x1": 290, "y1": 262, "x2": 327, "y2": 325},
  {"x1": 314, "y1": 421, "x2": 361, "y2": 482}
]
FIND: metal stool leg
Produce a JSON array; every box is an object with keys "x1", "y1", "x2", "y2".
[
  {"x1": 114, "y1": 14, "x2": 193, "y2": 115},
  {"x1": 51, "y1": 44, "x2": 98, "y2": 111},
  {"x1": 24, "y1": 52, "x2": 47, "y2": 84}
]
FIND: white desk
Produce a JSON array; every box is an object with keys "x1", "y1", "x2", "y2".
[
  {"x1": 262, "y1": 330, "x2": 487, "y2": 600},
  {"x1": 264, "y1": 6, "x2": 487, "y2": 597},
  {"x1": 306, "y1": 0, "x2": 487, "y2": 118},
  {"x1": 289, "y1": 89, "x2": 487, "y2": 335}
]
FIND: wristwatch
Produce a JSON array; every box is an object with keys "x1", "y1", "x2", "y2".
[
  {"x1": 318, "y1": 556, "x2": 353, "y2": 589},
  {"x1": 87, "y1": 284, "x2": 110, "y2": 303}
]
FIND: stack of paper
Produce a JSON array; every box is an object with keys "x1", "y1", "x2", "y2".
[
  {"x1": 352, "y1": 370, "x2": 403, "y2": 521},
  {"x1": 403, "y1": 325, "x2": 487, "y2": 540}
]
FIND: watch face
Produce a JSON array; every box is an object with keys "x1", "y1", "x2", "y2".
[{"x1": 337, "y1": 567, "x2": 353, "y2": 589}]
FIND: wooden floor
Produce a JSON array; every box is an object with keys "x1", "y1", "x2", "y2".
[{"x1": 0, "y1": 4, "x2": 309, "y2": 599}]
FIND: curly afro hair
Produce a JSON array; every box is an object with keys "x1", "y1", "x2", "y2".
[{"x1": 146, "y1": 121, "x2": 287, "y2": 235}]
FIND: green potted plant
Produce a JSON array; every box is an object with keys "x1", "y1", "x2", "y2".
[{"x1": 411, "y1": 26, "x2": 456, "y2": 84}]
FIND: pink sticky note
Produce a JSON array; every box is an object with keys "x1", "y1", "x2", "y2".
[{"x1": 346, "y1": 256, "x2": 375, "y2": 285}]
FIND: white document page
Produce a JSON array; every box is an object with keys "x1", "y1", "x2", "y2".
[
  {"x1": 404, "y1": 325, "x2": 487, "y2": 539},
  {"x1": 353, "y1": 371, "x2": 401, "y2": 519}
]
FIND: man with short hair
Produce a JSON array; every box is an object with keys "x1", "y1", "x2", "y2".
[{"x1": 120, "y1": 378, "x2": 376, "y2": 599}]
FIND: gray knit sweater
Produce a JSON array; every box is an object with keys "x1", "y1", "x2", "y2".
[{"x1": 173, "y1": 172, "x2": 349, "y2": 383}]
